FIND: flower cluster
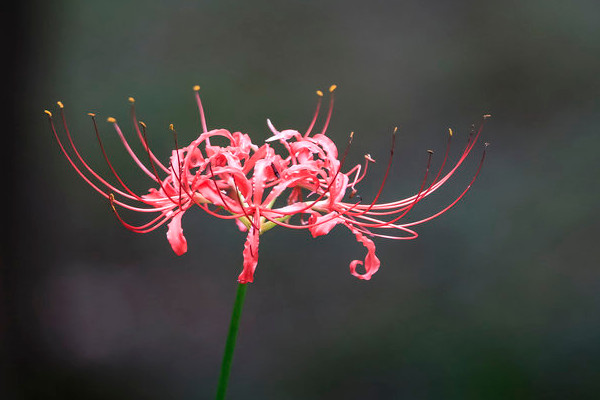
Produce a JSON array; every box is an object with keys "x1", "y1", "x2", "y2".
[{"x1": 46, "y1": 85, "x2": 488, "y2": 283}]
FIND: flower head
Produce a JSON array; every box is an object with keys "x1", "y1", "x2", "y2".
[{"x1": 46, "y1": 85, "x2": 488, "y2": 283}]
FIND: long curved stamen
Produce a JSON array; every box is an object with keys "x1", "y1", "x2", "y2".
[
  {"x1": 347, "y1": 127, "x2": 397, "y2": 218},
  {"x1": 361, "y1": 117, "x2": 488, "y2": 211},
  {"x1": 109, "y1": 193, "x2": 180, "y2": 233},
  {"x1": 129, "y1": 97, "x2": 170, "y2": 174},
  {"x1": 416, "y1": 129, "x2": 453, "y2": 199},
  {"x1": 341, "y1": 219, "x2": 419, "y2": 240},
  {"x1": 47, "y1": 107, "x2": 161, "y2": 212},
  {"x1": 348, "y1": 154, "x2": 374, "y2": 191},
  {"x1": 137, "y1": 121, "x2": 181, "y2": 207},
  {"x1": 344, "y1": 153, "x2": 373, "y2": 192},
  {"x1": 395, "y1": 129, "x2": 454, "y2": 207},
  {"x1": 193, "y1": 85, "x2": 208, "y2": 133},
  {"x1": 374, "y1": 127, "x2": 453, "y2": 212},
  {"x1": 346, "y1": 150, "x2": 434, "y2": 227},
  {"x1": 109, "y1": 117, "x2": 158, "y2": 180},
  {"x1": 401, "y1": 143, "x2": 488, "y2": 228},
  {"x1": 54, "y1": 104, "x2": 141, "y2": 202},
  {"x1": 412, "y1": 122, "x2": 483, "y2": 205},
  {"x1": 89, "y1": 113, "x2": 147, "y2": 202},
  {"x1": 304, "y1": 90, "x2": 323, "y2": 137},
  {"x1": 47, "y1": 109, "x2": 110, "y2": 197},
  {"x1": 320, "y1": 85, "x2": 336, "y2": 135}
]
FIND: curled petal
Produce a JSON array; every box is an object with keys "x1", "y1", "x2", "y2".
[
  {"x1": 166, "y1": 212, "x2": 188, "y2": 255},
  {"x1": 289, "y1": 140, "x2": 324, "y2": 163},
  {"x1": 231, "y1": 131, "x2": 258, "y2": 155},
  {"x1": 347, "y1": 226, "x2": 380, "y2": 280},
  {"x1": 252, "y1": 159, "x2": 271, "y2": 204},
  {"x1": 238, "y1": 225, "x2": 260, "y2": 283},
  {"x1": 308, "y1": 212, "x2": 342, "y2": 237},
  {"x1": 329, "y1": 173, "x2": 349, "y2": 205},
  {"x1": 243, "y1": 145, "x2": 269, "y2": 174},
  {"x1": 266, "y1": 119, "x2": 302, "y2": 142},
  {"x1": 185, "y1": 147, "x2": 204, "y2": 167},
  {"x1": 311, "y1": 134, "x2": 338, "y2": 159}
]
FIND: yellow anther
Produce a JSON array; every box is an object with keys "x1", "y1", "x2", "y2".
[
  {"x1": 107, "y1": 117, "x2": 116, "y2": 123},
  {"x1": 108, "y1": 193, "x2": 117, "y2": 212},
  {"x1": 87, "y1": 113, "x2": 96, "y2": 117},
  {"x1": 393, "y1": 126, "x2": 398, "y2": 134},
  {"x1": 448, "y1": 128, "x2": 453, "y2": 137},
  {"x1": 57, "y1": 101, "x2": 64, "y2": 108},
  {"x1": 44, "y1": 110, "x2": 52, "y2": 117},
  {"x1": 169, "y1": 123, "x2": 175, "y2": 131},
  {"x1": 316, "y1": 90, "x2": 323, "y2": 97},
  {"x1": 139, "y1": 121, "x2": 147, "y2": 128},
  {"x1": 350, "y1": 131, "x2": 354, "y2": 139},
  {"x1": 329, "y1": 84, "x2": 337, "y2": 92},
  {"x1": 193, "y1": 85, "x2": 201, "y2": 91},
  {"x1": 128, "y1": 97, "x2": 135, "y2": 103}
]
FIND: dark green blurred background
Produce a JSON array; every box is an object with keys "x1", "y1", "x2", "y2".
[{"x1": 4, "y1": 0, "x2": 600, "y2": 399}]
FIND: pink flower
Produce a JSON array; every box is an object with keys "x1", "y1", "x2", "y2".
[{"x1": 46, "y1": 86, "x2": 488, "y2": 283}]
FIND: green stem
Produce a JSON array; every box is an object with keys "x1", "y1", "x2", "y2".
[{"x1": 215, "y1": 282, "x2": 248, "y2": 400}]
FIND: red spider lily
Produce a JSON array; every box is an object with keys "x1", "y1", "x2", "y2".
[{"x1": 45, "y1": 85, "x2": 489, "y2": 283}]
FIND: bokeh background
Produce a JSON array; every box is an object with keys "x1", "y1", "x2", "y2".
[{"x1": 4, "y1": 0, "x2": 600, "y2": 398}]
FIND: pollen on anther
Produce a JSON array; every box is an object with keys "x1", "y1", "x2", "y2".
[
  {"x1": 169, "y1": 123, "x2": 175, "y2": 131},
  {"x1": 329, "y1": 84, "x2": 337, "y2": 93},
  {"x1": 107, "y1": 117, "x2": 116, "y2": 123},
  {"x1": 139, "y1": 121, "x2": 147, "y2": 128},
  {"x1": 44, "y1": 110, "x2": 52, "y2": 117},
  {"x1": 316, "y1": 90, "x2": 323, "y2": 97},
  {"x1": 87, "y1": 113, "x2": 96, "y2": 117},
  {"x1": 193, "y1": 85, "x2": 201, "y2": 92},
  {"x1": 108, "y1": 193, "x2": 117, "y2": 211},
  {"x1": 57, "y1": 101, "x2": 64, "y2": 109},
  {"x1": 128, "y1": 97, "x2": 135, "y2": 103}
]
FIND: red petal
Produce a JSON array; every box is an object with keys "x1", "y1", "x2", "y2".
[
  {"x1": 347, "y1": 226, "x2": 380, "y2": 280},
  {"x1": 308, "y1": 212, "x2": 341, "y2": 237},
  {"x1": 166, "y1": 212, "x2": 188, "y2": 256},
  {"x1": 238, "y1": 225, "x2": 260, "y2": 283}
]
